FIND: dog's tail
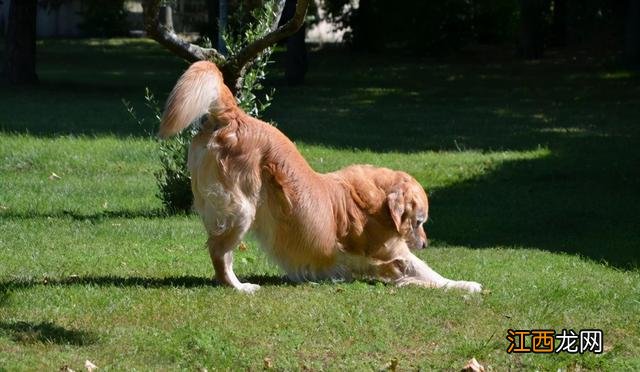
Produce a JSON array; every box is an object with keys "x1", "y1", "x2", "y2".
[{"x1": 159, "y1": 61, "x2": 238, "y2": 138}]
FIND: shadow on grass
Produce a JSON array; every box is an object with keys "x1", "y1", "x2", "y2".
[
  {"x1": 428, "y1": 135, "x2": 640, "y2": 270},
  {"x1": 0, "y1": 208, "x2": 172, "y2": 222},
  {"x1": 0, "y1": 288, "x2": 10, "y2": 308},
  {"x1": 0, "y1": 40, "x2": 183, "y2": 138},
  {"x1": 0, "y1": 321, "x2": 96, "y2": 346},
  {"x1": 267, "y1": 49, "x2": 640, "y2": 152},
  {"x1": 0, "y1": 274, "x2": 291, "y2": 291}
]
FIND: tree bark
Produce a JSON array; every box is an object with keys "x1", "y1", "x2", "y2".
[
  {"x1": 142, "y1": 0, "x2": 226, "y2": 64},
  {"x1": 625, "y1": 0, "x2": 640, "y2": 65},
  {"x1": 159, "y1": 5, "x2": 174, "y2": 32},
  {"x1": 3, "y1": 0, "x2": 38, "y2": 85},
  {"x1": 519, "y1": 0, "x2": 545, "y2": 59}
]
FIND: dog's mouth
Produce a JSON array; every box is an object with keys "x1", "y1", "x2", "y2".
[{"x1": 407, "y1": 239, "x2": 428, "y2": 250}]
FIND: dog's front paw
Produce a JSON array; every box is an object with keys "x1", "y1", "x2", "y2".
[
  {"x1": 237, "y1": 283, "x2": 261, "y2": 293},
  {"x1": 452, "y1": 280, "x2": 482, "y2": 293}
]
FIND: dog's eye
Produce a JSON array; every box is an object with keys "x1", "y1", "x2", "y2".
[{"x1": 414, "y1": 218, "x2": 424, "y2": 228}]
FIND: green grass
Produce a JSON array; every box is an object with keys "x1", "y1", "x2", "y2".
[{"x1": 1, "y1": 39, "x2": 639, "y2": 370}]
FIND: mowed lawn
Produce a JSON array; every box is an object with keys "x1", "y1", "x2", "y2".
[{"x1": 1, "y1": 39, "x2": 639, "y2": 370}]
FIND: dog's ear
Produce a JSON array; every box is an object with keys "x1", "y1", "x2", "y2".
[{"x1": 387, "y1": 188, "x2": 405, "y2": 233}]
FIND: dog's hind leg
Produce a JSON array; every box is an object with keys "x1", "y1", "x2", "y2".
[
  {"x1": 207, "y1": 230, "x2": 260, "y2": 293},
  {"x1": 194, "y1": 173, "x2": 260, "y2": 293},
  {"x1": 201, "y1": 194, "x2": 260, "y2": 293}
]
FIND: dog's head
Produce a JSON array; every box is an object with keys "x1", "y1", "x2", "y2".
[{"x1": 386, "y1": 178, "x2": 429, "y2": 250}]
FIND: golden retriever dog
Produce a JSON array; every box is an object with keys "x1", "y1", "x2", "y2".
[{"x1": 159, "y1": 61, "x2": 482, "y2": 293}]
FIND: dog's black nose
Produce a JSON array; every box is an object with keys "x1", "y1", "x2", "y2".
[{"x1": 422, "y1": 240, "x2": 428, "y2": 249}]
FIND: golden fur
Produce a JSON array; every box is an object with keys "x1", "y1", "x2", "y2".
[{"x1": 160, "y1": 61, "x2": 482, "y2": 293}]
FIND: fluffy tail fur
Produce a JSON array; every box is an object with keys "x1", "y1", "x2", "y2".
[{"x1": 159, "y1": 61, "x2": 237, "y2": 138}]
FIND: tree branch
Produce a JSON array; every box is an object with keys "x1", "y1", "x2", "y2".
[
  {"x1": 142, "y1": 0, "x2": 226, "y2": 64},
  {"x1": 270, "y1": 0, "x2": 288, "y2": 32},
  {"x1": 142, "y1": 0, "x2": 307, "y2": 94},
  {"x1": 223, "y1": 0, "x2": 309, "y2": 83}
]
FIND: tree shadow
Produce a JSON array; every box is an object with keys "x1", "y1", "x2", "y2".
[
  {"x1": 261, "y1": 47, "x2": 639, "y2": 152},
  {"x1": 0, "y1": 274, "x2": 292, "y2": 291},
  {"x1": 0, "y1": 208, "x2": 171, "y2": 222},
  {"x1": 0, "y1": 321, "x2": 96, "y2": 346},
  {"x1": 0, "y1": 288, "x2": 10, "y2": 308},
  {"x1": 428, "y1": 135, "x2": 640, "y2": 269},
  {"x1": 0, "y1": 39, "x2": 183, "y2": 138}
]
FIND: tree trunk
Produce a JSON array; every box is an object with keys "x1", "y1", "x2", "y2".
[
  {"x1": 351, "y1": 0, "x2": 374, "y2": 51},
  {"x1": 205, "y1": 0, "x2": 220, "y2": 48},
  {"x1": 218, "y1": 0, "x2": 228, "y2": 55},
  {"x1": 279, "y1": 0, "x2": 307, "y2": 84},
  {"x1": 550, "y1": 0, "x2": 566, "y2": 47},
  {"x1": 3, "y1": 0, "x2": 38, "y2": 85},
  {"x1": 159, "y1": 5, "x2": 174, "y2": 31},
  {"x1": 625, "y1": 0, "x2": 640, "y2": 65},
  {"x1": 519, "y1": 0, "x2": 545, "y2": 59}
]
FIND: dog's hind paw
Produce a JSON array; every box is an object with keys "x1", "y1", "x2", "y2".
[{"x1": 238, "y1": 283, "x2": 261, "y2": 293}]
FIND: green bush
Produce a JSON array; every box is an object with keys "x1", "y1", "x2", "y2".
[
  {"x1": 155, "y1": 128, "x2": 195, "y2": 214},
  {"x1": 124, "y1": 89, "x2": 194, "y2": 215}
]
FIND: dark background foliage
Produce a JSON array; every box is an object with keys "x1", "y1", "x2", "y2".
[
  {"x1": 323, "y1": 0, "x2": 631, "y2": 56},
  {"x1": 77, "y1": 0, "x2": 128, "y2": 38}
]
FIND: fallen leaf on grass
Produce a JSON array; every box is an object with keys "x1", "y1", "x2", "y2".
[
  {"x1": 49, "y1": 172, "x2": 62, "y2": 180},
  {"x1": 238, "y1": 241, "x2": 248, "y2": 251},
  {"x1": 461, "y1": 357, "x2": 485, "y2": 372},
  {"x1": 381, "y1": 357, "x2": 398, "y2": 371},
  {"x1": 84, "y1": 360, "x2": 97, "y2": 371},
  {"x1": 263, "y1": 357, "x2": 272, "y2": 369}
]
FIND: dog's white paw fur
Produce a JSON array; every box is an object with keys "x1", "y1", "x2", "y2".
[
  {"x1": 237, "y1": 283, "x2": 261, "y2": 293},
  {"x1": 450, "y1": 280, "x2": 482, "y2": 293}
]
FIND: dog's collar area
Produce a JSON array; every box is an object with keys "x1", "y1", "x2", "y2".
[{"x1": 196, "y1": 115, "x2": 208, "y2": 131}]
